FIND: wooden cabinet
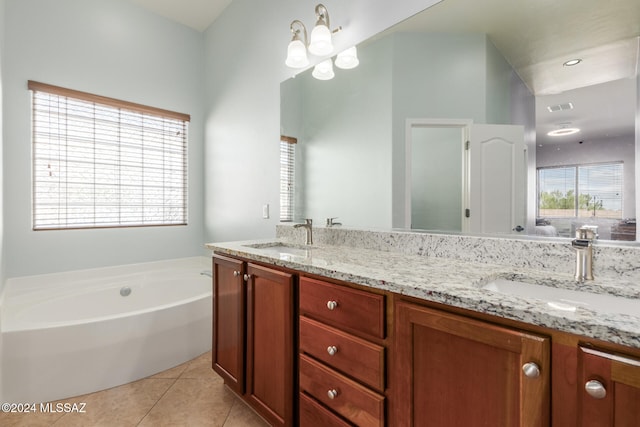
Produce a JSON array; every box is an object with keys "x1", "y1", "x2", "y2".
[
  {"x1": 211, "y1": 253, "x2": 640, "y2": 427},
  {"x1": 212, "y1": 255, "x2": 295, "y2": 426},
  {"x1": 299, "y1": 276, "x2": 386, "y2": 426},
  {"x1": 212, "y1": 255, "x2": 245, "y2": 394},
  {"x1": 578, "y1": 346, "x2": 640, "y2": 426},
  {"x1": 393, "y1": 301, "x2": 550, "y2": 427}
]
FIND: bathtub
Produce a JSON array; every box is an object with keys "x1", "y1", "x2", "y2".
[{"x1": 1, "y1": 256, "x2": 212, "y2": 403}]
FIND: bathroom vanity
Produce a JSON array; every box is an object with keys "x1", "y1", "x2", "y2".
[{"x1": 207, "y1": 226, "x2": 640, "y2": 426}]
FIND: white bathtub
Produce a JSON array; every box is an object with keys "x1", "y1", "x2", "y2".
[{"x1": 1, "y1": 256, "x2": 212, "y2": 403}]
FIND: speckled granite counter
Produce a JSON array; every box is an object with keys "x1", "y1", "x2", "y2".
[{"x1": 206, "y1": 228, "x2": 640, "y2": 350}]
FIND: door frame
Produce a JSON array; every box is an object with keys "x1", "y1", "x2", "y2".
[{"x1": 405, "y1": 118, "x2": 473, "y2": 231}]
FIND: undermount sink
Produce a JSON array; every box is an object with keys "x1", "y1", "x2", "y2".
[
  {"x1": 482, "y1": 278, "x2": 640, "y2": 317},
  {"x1": 243, "y1": 242, "x2": 311, "y2": 259}
]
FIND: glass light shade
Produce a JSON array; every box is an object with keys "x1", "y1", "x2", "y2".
[
  {"x1": 309, "y1": 24, "x2": 333, "y2": 56},
  {"x1": 312, "y1": 59, "x2": 335, "y2": 80},
  {"x1": 285, "y1": 39, "x2": 309, "y2": 68},
  {"x1": 335, "y1": 46, "x2": 359, "y2": 69}
]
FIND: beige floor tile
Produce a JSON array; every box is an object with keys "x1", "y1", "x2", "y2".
[
  {"x1": 222, "y1": 399, "x2": 270, "y2": 427},
  {"x1": 0, "y1": 406, "x2": 66, "y2": 427},
  {"x1": 179, "y1": 351, "x2": 219, "y2": 381},
  {"x1": 137, "y1": 378, "x2": 235, "y2": 427},
  {"x1": 51, "y1": 378, "x2": 175, "y2": 427}
]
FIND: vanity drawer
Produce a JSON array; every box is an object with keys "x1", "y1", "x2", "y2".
[
  {"x1": 299, "y1": 277, "x2": 385, "y2": 339},
  {"x1": 299, "y1": 354, "x2": 385, "y2": 427},
  {"x1": 300, "y1": 392, "x2": 353, "y2": 427},
  {"x1": 299, "y1": 316, "x2": 385, "y2": 392}
]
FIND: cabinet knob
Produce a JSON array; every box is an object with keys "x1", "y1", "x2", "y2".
[
  {"x1": 522, "y1": 362, "x2": 540, "y2": 378},
  {"x1": 585, "y1": 380, "x2": 607, "y2": 399},
  {"x1": 327, "y1": 346, "x2": 338, "y2": 356},
  {"x1": 233, "y1": 271, "x2": 240, "y2": 277},
  {"x1": 243, "y1": 274, "x2": 251, "y2": 281},
  {"x1": 327, "y1": 389, "x2": 339, "y2": 400},
  {"x1": 326, "y1": 300, "x2": 338, "y2": 310}
]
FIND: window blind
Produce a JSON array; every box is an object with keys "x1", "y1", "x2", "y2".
[
  {"x1": 29, "y1": 81, "x2": 190, "y2": 230},
  {"x1": 537, "y1": 162, "x2": 623, "y2": 219},
  {"x1": 280, "y1": 136, "x2": 296, "y2": 222}
]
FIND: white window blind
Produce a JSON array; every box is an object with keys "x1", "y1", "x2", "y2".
[
  {"x1": 29, "y1": 81, "x2": 190, "y2": 230},
  {"x1": 280, "y1": 136, "x2": 296, "y2": 222},
  {"x1": 537, "y1": 162, "x2": 623, "y2": 219}
]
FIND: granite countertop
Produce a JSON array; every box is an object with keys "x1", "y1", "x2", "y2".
[{"x1": 206, "y1": 238, "x2": 640, "y2": 350}]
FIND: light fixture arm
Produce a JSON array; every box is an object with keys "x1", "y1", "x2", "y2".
[
  {"x1": 315, "y1": 4, "x2": 330, "y2": 29},
  {"x1": 290, "y1": 20, "x2": 308, "y2": 45}
]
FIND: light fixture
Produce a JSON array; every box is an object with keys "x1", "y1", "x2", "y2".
[
  {"x1": 547, "y1": 127, "x2": 580, "y2": 136},
  {"x1": 308, "y1": 4, "x2": 333, "y2": 56},
  {"x1": 563, "y1": 58, "x2": 582, "y2": 67},
  {"x1": 285, "y1": 4, "x2": 357, "y2": 80},
  {"x1": 335, "y1": 46, "x2": 359, "y2": 69},
  {"x1": 285, "y1": 20, "x2": 309, "y2": 69},
  {"x1": 312, "y1": 59, "x2": 335, "y2": 80}
]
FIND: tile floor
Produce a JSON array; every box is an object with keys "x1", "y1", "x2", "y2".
[{"x1": 0, "y1": 351, "x2": 270, "y2": 427}]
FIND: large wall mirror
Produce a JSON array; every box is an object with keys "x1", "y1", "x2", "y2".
[{"x1": 280, "y1": 0, "x2": 640, "y2": 243}]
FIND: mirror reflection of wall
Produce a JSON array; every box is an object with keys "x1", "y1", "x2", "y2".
[{"x1": 280, "y1": 0, "x2": 639, "y2": 243}]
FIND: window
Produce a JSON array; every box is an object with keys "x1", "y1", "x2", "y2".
[
  {"x1": 280, "y1": 136, "x2": 296, "y2": 221},
  {"x1": 30, "y1": 81, "x2": 189, "y2": 230},
  {"x1": 537, "y1": 162, "x2": 623, "y2": 219}
]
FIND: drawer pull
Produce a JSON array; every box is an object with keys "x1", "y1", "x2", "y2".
[
  {"x1": 522, "y1": 362, "x2": 540, "y2": 378},
  {"x1": 326, "y1": 300, "x2": 338, "y2": 310},
  {"x1": 243, "y1": 274, "x2": 252, "y2": 281},
  {"x1": 327, "y1": 345, "x2": 338, "y2": 356},
  {"x1": 327, "y1": 389, "x2": 339, "y2": 399},
  {"x1": 585, "y1": 380, "x2": 607, "y2": 399},
  {"x1": 233, "y1": 271, "x2": 240, "y2": 277}
]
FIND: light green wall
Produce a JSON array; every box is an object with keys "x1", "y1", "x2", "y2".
[
  {"x1": 289, "y1": 35, "x2": 394, "y2": 227},
  {"x1": 281, "y1": 31, "x2": 516, "y2": 228},
  {"x1": 202, "y1": 0, "x2": 441, "y2": 242},
  {"x1": 3, "y1": 0, "x2": 205, "y2": 277},
  {"x1": 390, "y1": 32, "x2": 514, "y2": 227}
]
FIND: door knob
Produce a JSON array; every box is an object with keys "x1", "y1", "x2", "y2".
[
  {"x1": 233, "y1": 271, "x2": 240, "y2": 277},
  {"x1": 243, "y1": 274, "x2": 251, "y2": 281},
  {"x1": 522, "y1": 362, "x2": 540, "y2": 378},
  {"x1": 585, "y1": 380, "x2": 607, "y2": 399}
]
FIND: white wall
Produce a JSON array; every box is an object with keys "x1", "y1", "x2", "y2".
[
  {"x1": 3, "y1": 0, "x2": 205, "y2": 277},
  {"x1": 202, "y1": 0, "x2": 441, "y2": 242}
]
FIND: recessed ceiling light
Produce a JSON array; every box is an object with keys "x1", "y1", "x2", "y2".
[
  {"x1": 547, "y1": 128, "x2": 580, "y2": 136},
  {"x1": 563, "y1": 59, "x2": 582, "y2": 67}
]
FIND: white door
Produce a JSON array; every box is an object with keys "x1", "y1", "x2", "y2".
[{"x1": 468, "y1": 124, "x2": 526, "y2": 234}]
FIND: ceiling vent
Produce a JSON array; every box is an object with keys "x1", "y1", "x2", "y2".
[{"x1": 547, "y1": 102, "x2": 574, "y2": 113}]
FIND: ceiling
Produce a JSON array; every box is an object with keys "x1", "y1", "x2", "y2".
[
  {"x1": 388, "y1": 0, "x2": 640, "y2": 145},
  {"x1": 128, "y1": 0, "x2": 232, "y2": 32},
  {"x1": 133, "y1": 0, "x2": 638, "y2": 146}
]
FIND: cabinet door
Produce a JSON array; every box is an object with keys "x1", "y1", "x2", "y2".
[
  {"x1": 578, "y1": 347, "x2": 640, "y2": 426},
  {"x1": 212, "y1": 255, "x2": 245, "y2": 394},
  {"x1": 246, "y1": 263, "x2": 295, "y2": 426},
  {"x1": 393, "y1": 302, "x2": 550, "y2": 427}
]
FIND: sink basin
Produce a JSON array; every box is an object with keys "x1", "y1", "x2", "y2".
[
  {"x1": 243, "y1": 242, "x2": 311, "y2": 259},
  {"x1": 482, "y1": 279, "x2": 640, "y2": 317}
]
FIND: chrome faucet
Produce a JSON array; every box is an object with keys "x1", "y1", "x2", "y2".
[
  {"x1": 572, "y1": 226, "x2": 596, "y2": 282},
  {"x1": 294, "y1": 218, "x2": 313, "y2": 245},
  {"x1": 326, "y1": 217, "x2": 342, "y2": 227}
]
